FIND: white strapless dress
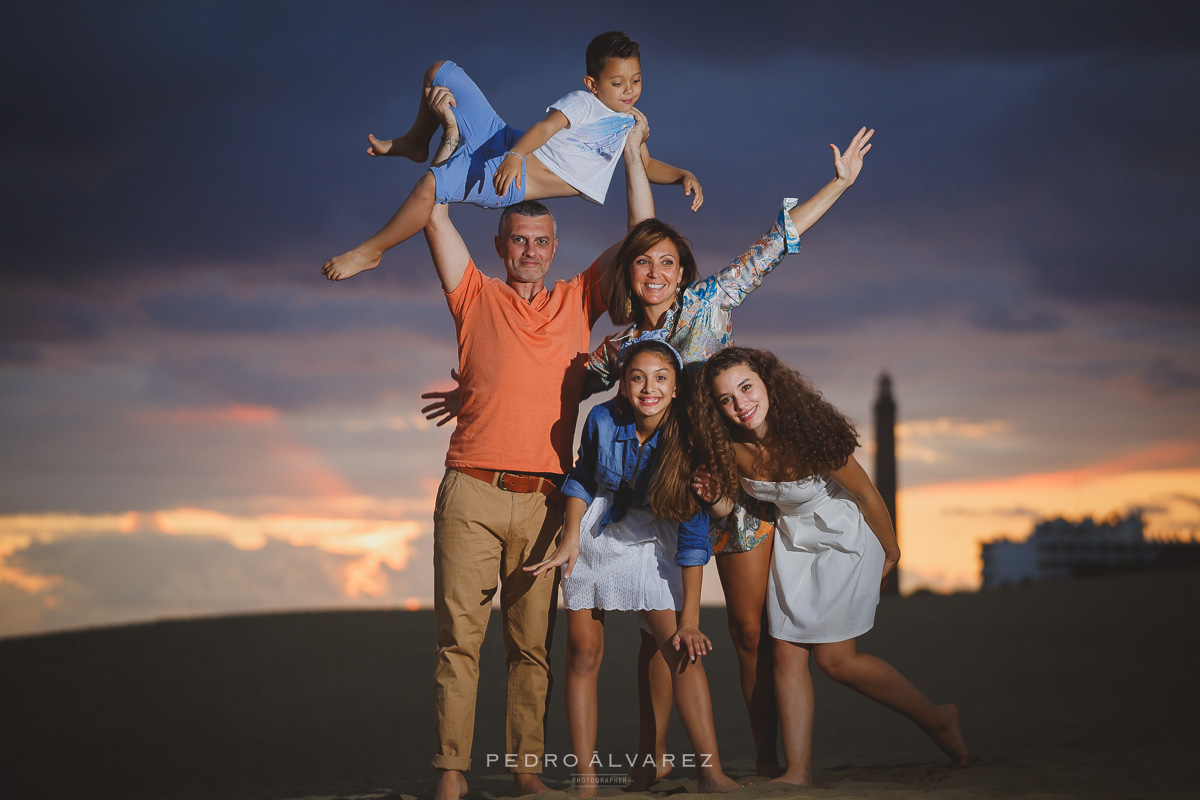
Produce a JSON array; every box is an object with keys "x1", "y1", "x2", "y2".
[{"x1": 742, "y1": 475, "x2": 885, "y2": 643}]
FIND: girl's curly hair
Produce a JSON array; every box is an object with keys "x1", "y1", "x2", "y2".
[{"x1": 693, "y1": 347, "x2": 860, "y2": 501}]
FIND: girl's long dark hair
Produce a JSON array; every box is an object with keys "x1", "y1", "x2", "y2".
[
  {"x1": 616, "y1": 340, "x2": 702, "y2": 523},
  {"x1": 693, "y1": 347, "x2": 860, "y2": 501}
]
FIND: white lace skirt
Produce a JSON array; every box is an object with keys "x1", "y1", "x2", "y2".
[{"x1": 562, "y1": 487, "x2": 682, "y2": 612}]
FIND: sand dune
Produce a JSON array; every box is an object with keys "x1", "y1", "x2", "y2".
[{"x1": 3, "y1": 569, "x2": 1196, "y2": 800}]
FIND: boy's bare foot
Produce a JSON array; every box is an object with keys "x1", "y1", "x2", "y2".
[
  {"x1": 931, "y1": 703, "x2": 970, "y2": 767},
  {"x1": 770, "y1": 769, "x2": 811, "y2": 786},
  {"x1": 696, "y1": 771, "x2": 739, "y2": 793},
  {"x1": 755, "y1": 756, "x2": 782, "y2": 778},
  {"x1": 433, "y1": 769, "x2": 468, "y2": 800},
  {"x1": 367, "y1": 133, "x2": 429, "y2": 162},
  {"x1": 512, "y1": 772, "x2": 552, "y2": 796},
  {"x1": 321, "y1": 246, "x2": 382, "y2": 281}
]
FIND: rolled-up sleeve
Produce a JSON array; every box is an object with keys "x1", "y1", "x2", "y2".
[
  {"x1": 674, "y1": 511, "x2": 712, "y2": 567},
  {"x1": 713, "y1": 198, "x2": 802, "y2": 311},
  {"x1": 562, "y1": 412, "x2": 600, "y2": 504}
]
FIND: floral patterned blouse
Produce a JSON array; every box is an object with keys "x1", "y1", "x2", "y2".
[{"x1": 582, "y1": 198, "x2": 802, "y2": 553}]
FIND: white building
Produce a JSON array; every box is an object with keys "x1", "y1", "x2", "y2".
[{"x1": 980, "y1": 512, "x2": 1156, "y2": 589}]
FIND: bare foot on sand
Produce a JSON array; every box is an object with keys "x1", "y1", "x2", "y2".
[
  {"x1": 322, "y1": 246, "x2": 381, "y2": 281},
  {"x1": 433, "y1": 769, "x2": 467, "y2": 800},
  {"x1": 697, "y1": 772, "x2": 740, "y2": 793},
  {"x1": 367, "y1": 133, "x2": 429, "y2": 162},
  {"x1": 512, "y1": 772, "x2": 552, "y2": 796},
  {"x1": 931, "y1": 703, "x2": 970, "y2": 766},
  {"x1": 770, "y1": 768, "x2": 811, "y2": 786}
]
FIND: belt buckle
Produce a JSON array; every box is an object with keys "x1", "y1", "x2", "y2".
[{"x1": 496, "y1": 471, "x2": 517, "y2": 492}]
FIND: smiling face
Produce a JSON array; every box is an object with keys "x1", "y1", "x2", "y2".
[
  {"x1": 620, "y1": 349, "x2": 677, "y2": 427},
  {"x1": 630, "y1": 238, "x2": 682, "y2": 323},
  {"x1": 584, "y1": 56, "x2": 642, "y2": 113},
  {"x1": 495, "y1": 213, "x2": 557, "y2": 288},
  {"x1": 710, "y1": 363, "x2": 770, "y2": 437}
]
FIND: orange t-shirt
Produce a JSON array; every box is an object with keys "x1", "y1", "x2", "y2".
[{"x1": 444, "y1": 259, "x2": 606, "y2": 474}]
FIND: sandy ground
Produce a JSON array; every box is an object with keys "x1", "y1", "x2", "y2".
[{"x1": 2, "y1": 569, "x2": 1196, "y2": 800}]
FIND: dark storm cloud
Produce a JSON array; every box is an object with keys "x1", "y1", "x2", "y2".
[
  {"x1": 641, "y1": 2, "x2": 1200, "y2": 65},
  {"x1": 137, "y1": 284, "x2": 447, "y2": 336},
  {"x1": 6, "y1": 2, "x2": 1197, "y2": 287},
  {"x1": 1139, "y1": 358, "x2": 1200, "y2": 398}
]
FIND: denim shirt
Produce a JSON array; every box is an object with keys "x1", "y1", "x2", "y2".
[{"x1": 562, "y1": 399, "x2": 711, "y2": 566}]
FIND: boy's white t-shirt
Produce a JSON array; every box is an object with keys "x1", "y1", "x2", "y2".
[{"x1": 532, "y1": 91, "x2": 636, "y2": 205}]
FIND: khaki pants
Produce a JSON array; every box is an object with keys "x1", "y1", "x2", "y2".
[{"x1": 431, "y1": 468, "x2": 562, "y2": 773}]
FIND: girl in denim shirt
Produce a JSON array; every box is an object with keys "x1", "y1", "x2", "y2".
[{"x1": 527, "y1": 339, "x2": 736, "y2": 794}]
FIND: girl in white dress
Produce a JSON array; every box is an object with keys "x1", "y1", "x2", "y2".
[
  {"x1": 526, "y1": 339, "x2": 737, "y2": 795},
  {"x1": 690, "y1": 347, "x2": 970, "y2": 785}
]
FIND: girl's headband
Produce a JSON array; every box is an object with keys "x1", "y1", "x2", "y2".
[{"x1": 616, "y1": 333, "x2": 685, "y2": 371}]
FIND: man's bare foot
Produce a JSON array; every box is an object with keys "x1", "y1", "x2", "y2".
[
  {"x1": 770, "y1": 768, "x2": 811, "y2": 786},
  {"x1": 512, "y1": 772, "x2": 552, "y2": 796},
  {"x1": 696, "y1": 770, "x2": 739, "y2": 793},
  {"x1": 321, "y1": 247, "x2": 382, "y2": 281},
  {"x1": 367, "y1": 133, "x2": 429, "y2": 162},
  {"x1": 755, "y1": 756, "x2": 782, "y2": 779},
  {"x1": 930, "y1": 703, "x2": 970, "y2": 767},
  {"x1": 433, "y1": 769, "x2": 467, "y2": 800}
]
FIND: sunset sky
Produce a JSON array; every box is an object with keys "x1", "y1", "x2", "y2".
[{"x1": 3, "y1": 2, "x2": 1198, "y2": 637}]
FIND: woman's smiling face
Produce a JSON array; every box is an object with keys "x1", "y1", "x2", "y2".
[
  {"x1": 711, "y1": 363, "x2": 770, "y2": 437},
  {"x1": 630, "y1": 238, "x2": 682, "y2": 320}
]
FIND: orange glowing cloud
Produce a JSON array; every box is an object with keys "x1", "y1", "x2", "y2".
[{"x1": 0, "y1": 506, "x2": 428, "y2": 601}]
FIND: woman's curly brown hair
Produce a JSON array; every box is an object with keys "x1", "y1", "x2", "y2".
[{"x1": 693, "y1": 347, "x2": 860, "y2": 501}]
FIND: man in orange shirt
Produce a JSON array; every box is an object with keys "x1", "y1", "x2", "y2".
[{"x1": 422, "y1": 108, "x2": 654, "y2": 800}]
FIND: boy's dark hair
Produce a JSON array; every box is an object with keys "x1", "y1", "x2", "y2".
[
  {"x1": 586, "y1": 31, "x2": 640, "y2": 78},
  {"x1": 498, "y1": 200, "x2": 557, "y2": 238}
]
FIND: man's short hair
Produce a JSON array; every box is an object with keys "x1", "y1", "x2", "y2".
[
  {"x1": 498, "y1": 201, "x2": 557, "y2": 238},
  {"x1": 586, "y1": 31, "x2": 640, "y2": 79}
]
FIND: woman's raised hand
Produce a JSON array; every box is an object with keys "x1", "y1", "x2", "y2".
[{"x1": 832, "y1": 126, "x2": 874, "y2": 185}]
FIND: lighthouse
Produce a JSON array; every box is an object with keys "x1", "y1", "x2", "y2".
[{"x1": 874, "y1": 373, "x2": 899, "y2": 596}]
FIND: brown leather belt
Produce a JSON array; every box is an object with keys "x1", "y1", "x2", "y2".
[{"x1": 454, "y1": 467, "x2": 561, "y2": 497}]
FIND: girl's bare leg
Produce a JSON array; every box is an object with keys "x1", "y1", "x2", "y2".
[
  {"x1": 640, "y1": 609, "x2": 738, "y2": 794},
  {"x1": 771, "y1": 639, "x2": 814, "y2": 785},
  {"x1": 813, "y1": 639, "x2": 970, "y2": 766},
  {"x1": 367, "y1": 61, "x2": 445, "y2": 161},
  {"x1": 715, "y1": 538, "x2": 780, "y2": 776},
  {"x1": 322, "y1": 170, "x2": 437, "y2": 280},
  {"x1": 565, "y1": 608, "x2": 606, "y2": 797},
  {"x1": 631, "y1": 631, "x2": 674, "y2": 790}
]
